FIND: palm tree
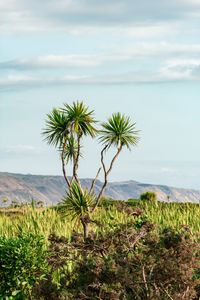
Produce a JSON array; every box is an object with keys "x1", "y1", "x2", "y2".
[
  {"x1": 92, "y1": 112, "x2": 139, "y2": 211},
  {"x1": 43, "y1": 101, "x2": 97, "y2": 187},
  {"x1": 61, "y1": 101, "x2": 97, "y2": 183},
  {"x1": 43, "y1": 104, "x2": 139, "y2": 240},
  {"x1": 62, "y1": 180, "x2": 95, "y2": 240},
  {"x1": 42, "y1": 108, "x2": 71, "y2": 187}
]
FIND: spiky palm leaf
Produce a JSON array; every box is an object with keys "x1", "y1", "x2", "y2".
[
  {"x1": 42, "y1": 108, "x2": 69, "y2": 147},
  {"x1": 62, "y1": 101, "x2": 97, "y2": 137},
  {"x1": 99, "y1": 112, "x2": 139, "y2": 149},
  {"x1": 62, "y1": 181, "x2": 95, "y2": 221},
  {"x1": 63, "y1": 136, "x2": 81, "y2": 163}
]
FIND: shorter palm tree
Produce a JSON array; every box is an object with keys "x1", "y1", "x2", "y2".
[
  {"x1": 62, "y1": 180, "x2": 96, "y2": 240},
  {"x1": 92, "y1": 112, "x2": 139, "y2": 211}
]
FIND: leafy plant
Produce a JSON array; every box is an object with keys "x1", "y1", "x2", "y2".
[
  {"x1": 43, "y1": 101, "x2": 139, "y2": 239},
  {"x1": 0, "y1": 233, "x2": 47, "y2": 299},
  {"x1": 140, "y1": 191, "x2": 157, "y2": 202},
  {"x1": 62, "y1": 181, "x2": 96, "y2": 239}
]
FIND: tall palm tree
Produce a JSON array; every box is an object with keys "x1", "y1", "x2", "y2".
[
  {"x1": 61, "y1": 101, "x2": 97, "y2": 183},
  {"x1": 42, "y1": 102, "x2": 97, "y2": 188},
  {"x1": 92, "y1": 112, "x2": 139, "y2": 211},
  {"x1": 42, "y1": 108, "x2": 71, "y2": 187}
]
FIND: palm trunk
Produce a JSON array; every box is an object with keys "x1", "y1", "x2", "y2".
[
  {"x1": 89, "y1": 167, "x2": 101, "y2": 193},
  {"x1": 92, "y1": 144, "x2": 122, "y2": 212},
  {"x1": 81, "y1": 218, "x2": 89, "y2": 240},
  {"x1": 61, "y1": 137, "x2": 71, "y2": 188},
  {"x1": 73, "y1": 134, "x2": 81, "y2": 183}
]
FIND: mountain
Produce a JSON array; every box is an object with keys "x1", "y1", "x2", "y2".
[{"x1": 0, "y1": 172, "x2": 200, "y2": 206}]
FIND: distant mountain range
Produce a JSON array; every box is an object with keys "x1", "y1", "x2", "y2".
[{"x1": 0, "y1": 172, "x2": 200, "y2": 206}]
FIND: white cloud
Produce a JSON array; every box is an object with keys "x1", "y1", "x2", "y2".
[
  {"x1": 2, "y1": 145, "x2": 42, "y2": 155},
  {"x1": 0, "y1": 70, "x2": 190, "y2": 91},
  {"x1": 161, "y1": 59, "x2": 200, "y2": 79},
  {"x1": 2, "y1": 42, "x2": 200, "y2": 70}
]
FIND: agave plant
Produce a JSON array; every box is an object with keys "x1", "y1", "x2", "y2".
[{"x1": 62, "y1": 181, "x2": 96, "y2": 239}]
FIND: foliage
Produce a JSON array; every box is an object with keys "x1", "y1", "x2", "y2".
[
  {"x1": 43, "y1": 101, "x2": 139, "y2": 238},
  {"x1": 99, "y1": 112, "x2": 139, "y2": 149},
  {"x1": 61, "y1": 180, "x2": 95, "y2": 221},
  {"x1": 0, "y1": 202, "x2": 199, "y2": 299},
  {"x1": 61, "y1": 101, "x2": 97, "y2": 137},
  {"x1": 40, "y1": 219, "x2": 200, "y2": 300},
  {"x1": 42, "y1": 108, "x2": 69, "y2": 148},
  {"x1": 0, "y1": 233, "x2": 47, "y2": 299},
  {"x1": 140, "y1": 191, "x2": 157, "y2": 202}
]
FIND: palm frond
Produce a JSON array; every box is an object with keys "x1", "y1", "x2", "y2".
[
  {"x1": 99, "y1": 112, "x2": 140, "y2": 149},
  {"x1": 62, "y1": 181, "x2": 95, "y2": 221},
  {"x1": 61, "y1": 101, "x2": 98, "y2": 137},
  {"x1": 42, "y1": 108, "x2": 69, "y2": 147},
  {"x1": 61, "y1": 136, "x2": 82, "y2": 163}
]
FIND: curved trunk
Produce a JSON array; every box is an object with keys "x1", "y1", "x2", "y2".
[
  {"x1": 73, "y1": 134, "x2": 81, "y2": 183},
  {"x1": 92, "y1": 144, "x2": 122, "y2": 212},
  {"x1": 90, "y1": 167, "x2": 101, "y2": 193},
  {"x1": 61, "y1": 137, "x2": 71, "y2": 188}
]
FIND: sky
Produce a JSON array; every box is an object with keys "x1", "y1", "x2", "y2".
[{"x1": 1, "y1": 0, "x2": 200, "y2": 189}]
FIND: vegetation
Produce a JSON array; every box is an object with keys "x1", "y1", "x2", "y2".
[
  {"x1": 140, "y1": 191, "x2": 157, "y2": 202},
  {"x1": 0, "y1": 201, "x2": 199, "y2": 299},
  {"x1": 0, "y1": 233, "x2": 47, "y2": 299},
  {"x1": 0, "y1": 101, "x2": 199, "y2": 299},
  {"x1": 42, "y1": 101, "x2": 139, "y2": 239}
]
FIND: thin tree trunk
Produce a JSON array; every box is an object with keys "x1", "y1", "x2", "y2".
[
  {"x1": 61, "y1": 137, "x2": 71, "y2": 188},
  {"x1": 73, "y1": 134, "x2": 81, "y2": 183},
  {"x1": 92, "y1": 144, "x2": 122, "y2": 212},
  {"x1": 89, "y1": 167, "x2": 101, "y2": 193},
  {"x1": 81, "y1": 218, "x2": 89, "y2": 240}
]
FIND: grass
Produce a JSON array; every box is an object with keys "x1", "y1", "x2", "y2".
[
  {"x1": 0, "y1": 199, "x2": 199, "y2": 243},
  {"x1": 135, "y1": 200, "x2": 200, "y2": 236},
  {"x1": 0, "y1": 200, "x2": 199, "y2": 299}
]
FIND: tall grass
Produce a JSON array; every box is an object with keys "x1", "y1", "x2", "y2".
[
  {"x1": 0, "y1": 200, "x2": 199, "y2": 243},
  {"x1": 139, "y1": 201, "x2": 200, "y2": 235}
]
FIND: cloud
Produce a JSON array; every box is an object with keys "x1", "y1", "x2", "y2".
[
  {"x1": 0, "y1": 69, "x2": 192, "y2": 91},
  {"x1": 1, "y1": 0, "x2": 200, "y2": 33},
  {"x1": 1, "y1": 145, "x2": 43, "y2": 155},
  {"x1": 161, "y1": 59, "x2": 200, "y2": 79},
  {"x1": 0, "y1": 55, "x2": 102, "y2": 70},
  {"x1": 2, "y1": 43, "x2": 200, "y2": 70}
]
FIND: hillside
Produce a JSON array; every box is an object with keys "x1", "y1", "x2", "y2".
[{"x1": 0, "y1": 172, "x2": 200, "y2": 206}]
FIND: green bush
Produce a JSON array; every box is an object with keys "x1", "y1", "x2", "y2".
[
  {"x1": 140, "y1": 191, "x2": 157, "y2": 202},
  {"x1": 0, "y1": 233, "x2": 47, "y2": 299},
  {"x1": 43, "y1": 221, "x2": 200, "y2": 300}
]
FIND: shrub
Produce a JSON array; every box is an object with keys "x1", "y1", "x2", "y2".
[
  {"x1": 44, "y1": 221, "x2": 200, "y2": 300},
  {"x1": 0, "y1": 233, "x2": 47, "y2": 299},
  {"x1": 140, "y1": 191, "x2": 157, "y2": 202}
]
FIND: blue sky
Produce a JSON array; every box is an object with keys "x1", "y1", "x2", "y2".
[{"x1": 1, "y1": 0, "x2": 200, "y2": 189}]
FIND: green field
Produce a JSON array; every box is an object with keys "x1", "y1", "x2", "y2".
[
  {"x1": 0, "y1": 200, "x2": 199, "y2": 299},
  {"x1": 0, "y1": 200, "x2": 199, "y2": 241}
]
